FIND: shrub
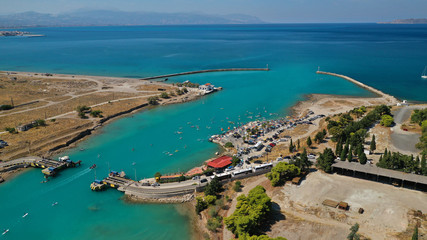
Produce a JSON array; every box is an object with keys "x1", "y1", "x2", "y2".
[
  {"x1": 380, "y1": 114, "x2": 394, "y2": 127},
  {"x1": 5, "y1": 127, "x2": 17, "y2": 134},
  {"x1": 34, "y1": 119, "x2": 47, "y2": 127},
  {"x1": 148, "y1": 96, "x2": 159, "y2": 105},
  {"x1": 50, "y1": 119, "x2": 56, "y2": 122},
  {"x1": 160, "y1": 92, "x2": 169, "y2": 99},
  {"x1": 224, "y1": 142, "x2": 234, "y2": 148},
  {"x1": 206, "y1": 216, "x2": 222, "y2": 232},
  {"x1": 233, "y1": 181, "x2": 242, "y2": 192},
  {"x1": 76, "y1": 105, "x2": 91, "y2": 113},
  {"x1": 0, "y1": 105, "x2": 13, "y2": 111},
  {"x1": 195, "y1": 197, "x2": 208, "y2": 214},
  {"x1": 78, "y1": 111, "x2": 88, "y2": 119},
  {"x1": 90, "y1": 110, "x2": 103, "y2": 118},
  {"x1": 205, "y1": 195, "x2": 217, "y2": 205}
]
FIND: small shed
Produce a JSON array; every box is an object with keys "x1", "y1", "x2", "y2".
[
  {"x1": 338, "y1": 201, "x2": 349, "y2": 210},
  {"x1": 322, "y1": 199, "x2": 339, "y2": 208}
]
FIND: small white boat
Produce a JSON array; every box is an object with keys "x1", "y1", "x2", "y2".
[
  {"x1": 2, "y1": 229, "x2": 9, "y2": 235},
  {"x1": 22, "y1": 213, "x2": 28, "y2": 218},
  {"x1": 422, "y1": 66, "x2": 427, "y2": 79},
  {"x1": 52, "y1": 202, "x2": 58, "y2": 206}
]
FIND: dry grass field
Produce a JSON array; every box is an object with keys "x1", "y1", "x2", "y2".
[{"x1": 0, "y1": 71, "x2": 201, "y2": 161}]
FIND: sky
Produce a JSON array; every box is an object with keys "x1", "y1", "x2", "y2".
[{"x1": 0, "y1": 0, "x2": 426, "y2": 23}]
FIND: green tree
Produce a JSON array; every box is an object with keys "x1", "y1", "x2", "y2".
[
  {"x1": 340, "y1": 143, "x2": 348, "y2": 161},
  {"x1": 306, "y1": 136, "x2": 312, "y2": 148},
  {"x1": 224, "y1": 186, "x2": 272, "y2": 237},
  {"x1": 347, "y1": 223, "x2": 360, "y2": 240},
  {"x1": 225, "y1": 142, "x2": 234, "y2": 148},
  {"x1": 232, "y1": 156, "x2": 241, "y2": 166},
  {"x1": 380, "y1": 114, "x2": 394, "y2": 127},
  {"x1": 195, "y1": 197, "x2": 208, "y2": 214},
  {"x1": 297, "y1": 139, "x2": 300, "y2": 150},
  {"x1": 421, "y1": 155, "x2": 427, "y2": 176},
  {"x1": 148, "y1": 96, "x2": 159, "y2": 105},
  {"x1": 5, "y1": 127, "x2": 17, "y2": 134},
  {"x1": 160, "y1": 92, "x2": 169, "y2": 99},
  {"x1": 266, "y1": 162, "x2": 300, "y2": 186},
  {"x1": 204, "y1": 195, "x2": 217, "y2": 205},
  {"x1": 90, "y1": 110, "x2": 103, "y2": 118},
  {"x1": 289, "y1": 139, "x2": 294, "y2": 152},
  {"x1": 204, "y1": 177, "x2": 222, "y2": 196},
  {"x1": 370, "y1": 135, "x2": 376, "y2": 152},
  {"x1": 359, "y1": 152, "x2": 367, "y2": 165},
  {"x1": 412, "y1": 225, "x2": 418, "y2": 240},
  {"x1": 34, "y1": 119, "x2": 47, "y2": 127},
  {"x1": 347, "y1": 146, "x2": 353, "y2": 162},
  {"x1": 76, "y1": 105, "x2": 91, "y2": 113},
  {"x1": 335, "y1": 138, "x2": 342, "y2": 156},
  {"x1": 316, "y1": 148, "x2": 335, "y2": 173}
]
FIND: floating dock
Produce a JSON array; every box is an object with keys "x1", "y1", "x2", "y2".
[{"x1": 0, "y1": 156, "x2": 81, "y2": 178}]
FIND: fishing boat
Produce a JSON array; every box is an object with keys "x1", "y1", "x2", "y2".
[
  {"x1": 2, "y1": 229, "x2": 9, "y2": 235},
  {"x1": 422, "y1": 66, "x2": 427, "y2": 79},
  {"x1": 89, "y1": 164, "x2": 97, "y2": 169},
  {"x1": 22, "y1": 213, "x2": 28, "y2": 218}
]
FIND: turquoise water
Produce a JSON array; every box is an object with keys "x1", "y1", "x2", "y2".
[{"x1": 0, "y1": 24, "x2": 426, "y2": 239}]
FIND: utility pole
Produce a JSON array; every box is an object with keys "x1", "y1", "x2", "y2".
[{"x1": 10, "y1": 97, "x2": 14, "y2": 107}]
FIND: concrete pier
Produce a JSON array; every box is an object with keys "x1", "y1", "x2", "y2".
[
  {"x1": 316, "y1": 71, "x2": 399, "y2": 105},
  {"x1": 140, "y1": 67, "x2": 270, "y2": 80}
]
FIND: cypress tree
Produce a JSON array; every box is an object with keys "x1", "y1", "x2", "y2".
[
  {"x1": 359, "y1": 152, "x2": 367, "y2": 165},
  {"x1": 297, "y1": 139, "x2": 300, "y2": 150},
  {"x1": 289, "y1": 139, "x2": 294, "y2": 153},
  {"x1": 340, "y1": 144, "x2": 348, "y2": 161},
  {"x1": 415, "y1": 156, "x2": 420, "y2": 173},
  {"x1": 370, "y1": 135, "x2": 376, "y2": 152},
  {"x1": 421, "y1": 155, "x2": 427, "y2": 176},
  {"x1": 347, "y1": 146, "x2": 353, "y2": 162},
  {"x1": 307, "y1": 136, "x2": 312, "y2": 148},
  {"x1": 412, "y1": 225, "x2": 418, "y2": 240},
  {"x1": 336, "y1": 138, "x2": 342, "y2": 156}
]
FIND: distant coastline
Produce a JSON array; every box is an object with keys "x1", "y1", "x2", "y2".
[
  {"x1": 378, "y1": 18, "x2": 427, "y2": 24},
  {"x1": 0, "y1": 31, "x2": 44, "y2": 37}
]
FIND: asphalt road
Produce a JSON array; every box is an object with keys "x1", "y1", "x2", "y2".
[{"x1": 390, "y1": 106, "x2": 423, "y2": 154}]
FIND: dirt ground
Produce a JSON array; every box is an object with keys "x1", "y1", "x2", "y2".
[
  {"x1": 219, "y1": 171, "x2": 427, "y2": 240},
  {"x1": 0, "y1": 71, "x2": 201, "y2": 161}
]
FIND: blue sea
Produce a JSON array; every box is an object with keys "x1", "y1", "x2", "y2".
[{"x1": 0, "y1": 24, "x2": 426, "y2": 240}]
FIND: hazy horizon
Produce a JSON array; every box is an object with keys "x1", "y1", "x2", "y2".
[{"x1": 1, "y1": 0, "x2": 427, "y2": 23}]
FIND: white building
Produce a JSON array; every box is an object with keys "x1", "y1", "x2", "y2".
[{"x1": 199, "y1": 83, "x2": 215, "y2": 93}]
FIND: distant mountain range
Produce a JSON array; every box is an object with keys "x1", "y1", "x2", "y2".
[
  {"x1": 0, "y1": 10, "x2": 265, "y2": 28},
  {"x1": 379, "y1": 18, "x2": 427, "y2": 24}
]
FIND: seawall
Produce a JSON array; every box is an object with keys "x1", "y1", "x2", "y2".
[
  {"x1": 316, "y1": 71, "x2": 399, "y2": 104},
  {"x1": 140, "y1": 67, "x2": 269, "y2": 80}
]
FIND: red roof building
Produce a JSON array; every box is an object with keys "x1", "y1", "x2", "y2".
[{"x1": 207, "y1": 156, "x2": 232, "y2": 169}]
